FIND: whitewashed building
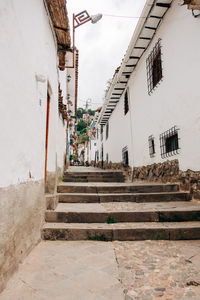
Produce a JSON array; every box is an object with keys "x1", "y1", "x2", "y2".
[
  {"x1": 0, "y1": 0, "x2": 73, "y2": 292},
  {"x1": 95, "y1": 0, "x2": 200, "y2": 194}
]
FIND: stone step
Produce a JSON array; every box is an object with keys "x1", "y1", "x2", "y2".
[
  {"x1": 63, "y1": 172, "x2": 126, "y2": 183},
  {"x1": 42, "y1": 221, "x2": 200, "y2": 241},
  {"x1": 57, "y1": 183, "x2": 179, "y2": 194},
  {"x1": 45, "y1": 202, "x2": 200, "y2": 223},
  {"x1": 64, "y1": 171, "x2": 124, "y2": 176},
  {"x1": 58, "y1": 192, "x2": 191, "y2": 203},
  {"x1": 62, "y1": 177, "x2": 125, "y2": 183}
]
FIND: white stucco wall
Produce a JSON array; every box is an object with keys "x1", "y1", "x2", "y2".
[
  {"x1": 0, "y1": 0, "x2": 67, "y2": 187},
  {"x1": 89, "y1": 139, "x2": 97, "y2": 162},
  {"x1": 103, "y1": 91, "x2": 133, "y2": 166},
  {"x1": 0, "y1": 0, "x2": 70, "y2": 291},
  {"x1": 98, "y1": 1, "x2": 200, "y2": 172},
  {"x1": 128, "y1": 1, "x2": 200, "y2": 171}
]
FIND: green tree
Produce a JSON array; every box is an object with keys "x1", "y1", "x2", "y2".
[
  {"x1": 76, "y1": 107, "x2": 86, "y2": 119},
  {"x1": 77, "y1": 119, "x2": 87, "y2": 132},
  {"x1": 88, "y1": 109, "x2": 95, "y2": 116}
]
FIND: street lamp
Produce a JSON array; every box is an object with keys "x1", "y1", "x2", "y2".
[{"x1": 65, "y1": 10, "x2": 102, "y2": 69}]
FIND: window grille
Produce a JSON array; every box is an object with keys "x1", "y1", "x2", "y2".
[
  {"x1": 146, "y1": 39, "x2": 163, "y2": 94},
  {"x1": 148, "y1": 135, "x2": 155, "y2": 157},
  {"x1": 106, "y1": 122, "x2": 109, "y2": 140},
  {"x1": 122, "y1": 146, "x2": 129, "y2": 167},
  {"x1": 160, "y1": 126, "x2": 180, "y2": 158},
  {"x1": 124, "y1": 90, "x2": 129, "y2": 115}
]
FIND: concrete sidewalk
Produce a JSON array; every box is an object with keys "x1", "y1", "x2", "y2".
[{"x1": 0, "y1": 241, "x2": 123, "y2": 300}]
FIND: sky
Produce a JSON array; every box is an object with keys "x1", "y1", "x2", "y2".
[{"x1": 67, "y1": 0, "x2": 146, "y2": 110}]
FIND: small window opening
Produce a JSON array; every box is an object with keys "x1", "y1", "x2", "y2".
[
  {"x1": 122, "y1": 146, "x2": 129, "y2": 167},
  {"x1": 146, "y1": 39, "x2": 163, "y2": 94},
  {"x1": 124, "y1": 90, "x2": 129, "y2": 115},
  {"x1": 148, "y1": 135, "x2": 155, "y2": 157},
  {"x1": 100, "y1": 125, "x2": 103, "y2": 141},
  {"x1": 160, "y1": 126, "x2": 180, "y2": 158},
  {"x1": 106, "y1": 122, "x2": 109, "y2": 140}
]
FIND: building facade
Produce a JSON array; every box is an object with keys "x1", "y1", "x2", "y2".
[
  {"x1": 0, "y1": 0, "x2": 72, "y2": 291},
  {"x1": 94, "y1": 0, "x2": 200, "y2": 191}
]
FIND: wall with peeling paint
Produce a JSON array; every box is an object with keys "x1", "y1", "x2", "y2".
[{"x1": 0, "y1": 0, "x2": 68, "y2": 292}]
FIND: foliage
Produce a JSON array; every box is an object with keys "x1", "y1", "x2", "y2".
[
  {"x1": 76, "y1": 107, "x2": 86, "y2": 119},
  {"x1": 77, "y1": 119, "x2": 87, "y2": 132},
  {"x1": 76, "y1": 107, "x2": 95, "y2": 119},
  {"x1": 88, "y1": 109, "x2": 95, "y2": 116},
  {"x1": 58, "y1": 176, "x2": 63, "y2": 182},
  {"x1": 81, "y1": 135, "x2": 88, "y2": 143},
  {"x1": 69, "y1": 154, "x2": 74, "y2": 161},
  {"x1": 107, "y1": 216, "x2": 115, "y2": 224}
]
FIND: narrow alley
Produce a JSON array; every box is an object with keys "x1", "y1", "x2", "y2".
[
  {"x1": 1, "y1": 0, "x2": 200, "y2": 299},
  {"x1": 1, "y1": 167, "x2": 200, "y2": 299}
]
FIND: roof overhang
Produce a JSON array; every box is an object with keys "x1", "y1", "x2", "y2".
[
  {"x1": 46, "y1": 0, "x2": 71, "y2": 70},
  {"x1": 99, "y1": 0, "x2": 172, "y2": 125}
]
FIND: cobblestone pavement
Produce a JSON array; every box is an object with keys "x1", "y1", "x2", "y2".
[
  {"x1": 1, "y1": 240, "x2": 200, "y2": 299},
  {"x1": 114, "y1": 240, "x2": 200, "y2": 300}
]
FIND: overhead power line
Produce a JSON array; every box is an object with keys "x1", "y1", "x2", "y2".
[{"x1": 103, "y1": 14, "x2": 146, "y2": 19}]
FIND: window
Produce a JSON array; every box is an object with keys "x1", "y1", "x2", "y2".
[
  {"x1": 160, "y1": 126, "x2": 180, "y2": 158},
  {"x1": 146, "y1": 39, "x2": 163, "y2": 94},
  {"x1": 148, "y1": 135, "x2": 155, "y2": 157},
  {"x1": 94, "y1": 143, "x2": 96, "y2": 146},
  {"x1": 100, "y1": 125, "x2": 103, "y2": 141},
  {"x1": 122, "y1": 146, "x2": 129, "y2": 167},
  {"x1": 106, "y1": 122, "x2": 109, "y2": 140},
  {"x1": 124, "y1": 90, "x2": 129, "y2": 115}
]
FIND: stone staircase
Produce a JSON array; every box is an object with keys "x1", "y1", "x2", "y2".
[
  {"x1": 62, "y1": 170, "x2": 125, "y2": 182},
  {"x1": 42, "y1": 169, "x2": 200, "y2": 241}
]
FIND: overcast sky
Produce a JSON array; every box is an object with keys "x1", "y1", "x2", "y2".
[{"x1": 67, "y1": 0, "x2": 146, "y2": 110}]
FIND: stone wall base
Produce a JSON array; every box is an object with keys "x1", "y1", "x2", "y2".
[
  {"x1": 92, "y1": 161, "x2": 132, "y2": 182},
  {"x1": 133, "y1": 159, "x2": 200, "y2": 200},
  {"x1": 0, "y1": 180, "x2": 45, "y2": 293}
]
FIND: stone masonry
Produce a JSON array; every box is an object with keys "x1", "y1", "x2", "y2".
[{"x1": 133, "y1": 159, "x2": 200, "y2": 200}]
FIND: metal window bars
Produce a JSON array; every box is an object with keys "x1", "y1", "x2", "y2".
[
  {"x1": 159, "y1": 126, "x2": 180, "y2": 159},
  {"x1": 146, "y1": 39, "x2": 163, "y2": 95},
  {"x1": 148, "y1": 135, "x2": 155, "y2": 157}
]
